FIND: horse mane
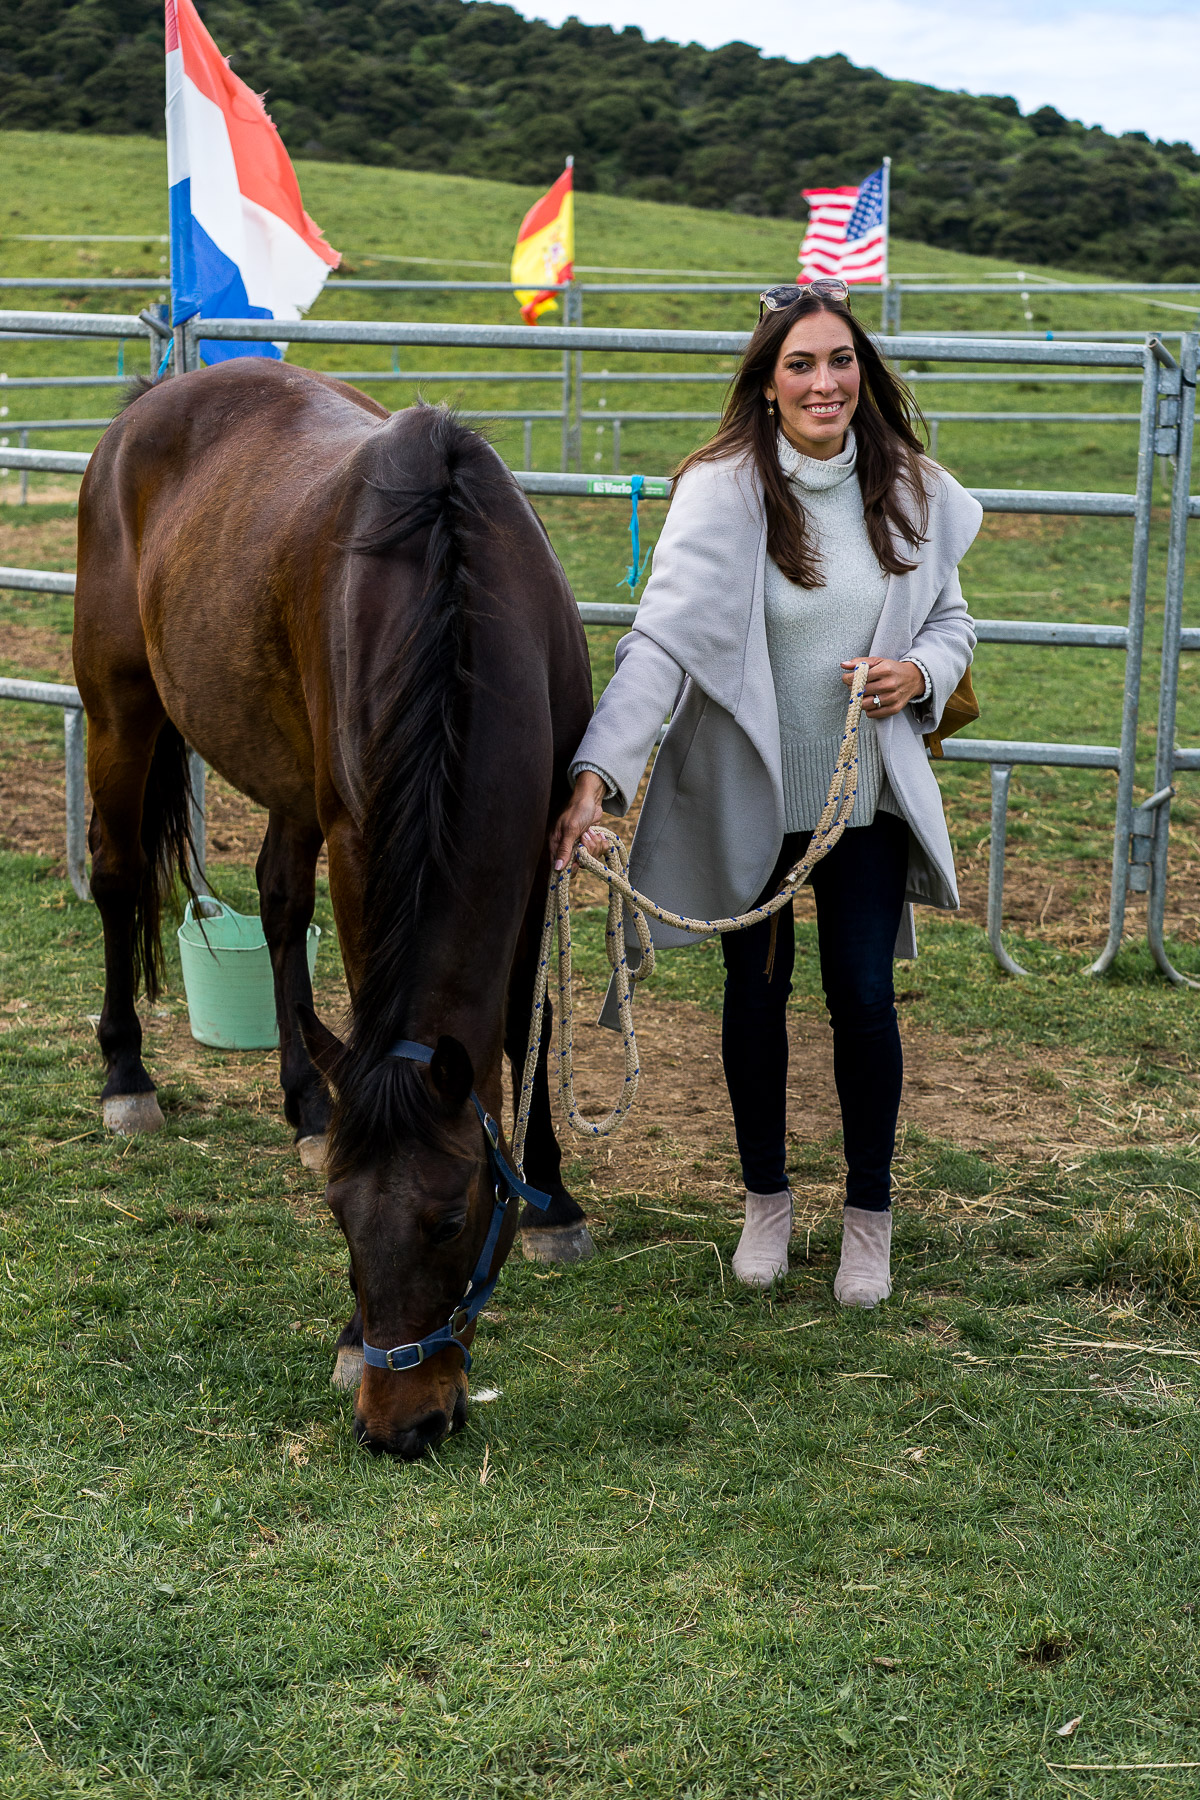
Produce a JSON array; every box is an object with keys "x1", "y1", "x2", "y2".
[
  {"x1": 116, "y1": 374, "x2": 160, "y2": 413},
  {"x1": 327, "y1": 404, "x2": 500, "y2": 1177}
]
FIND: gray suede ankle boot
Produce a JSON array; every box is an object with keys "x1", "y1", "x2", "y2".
[
  {"x1": 732, "y1": 1189, "x2": 792, "y2": 1287},
  {"x1": 834, "y1": 1206, "x2": 892, "y2": 1308}
]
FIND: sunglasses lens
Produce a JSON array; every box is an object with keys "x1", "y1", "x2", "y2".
[{"x1": 759, "y1": 279, "x2": 850, "y2": 318}]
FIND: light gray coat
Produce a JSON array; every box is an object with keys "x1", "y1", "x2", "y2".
[{"x1": 570, "y1": 449, "x2": 982, "y2": 964}]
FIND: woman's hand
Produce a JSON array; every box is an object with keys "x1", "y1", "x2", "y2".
[
  {"x1": 840, "y1": 656, "x2": 925, "y2": 718},
  {"x1": 550, "y1": 771, "x2": 609, "y2": 872}
]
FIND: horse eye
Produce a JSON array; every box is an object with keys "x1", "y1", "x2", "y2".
[{"x1": 427, "y1": 1215, "x2": 466, "y2": 1246}]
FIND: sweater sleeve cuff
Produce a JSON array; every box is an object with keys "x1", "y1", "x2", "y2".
[
  {"x1": 569, "y1": 760, "x2": 617, "y2": 800},
  {"x1": 907, "y1": 656, "x2": 934, "y2": 721}
]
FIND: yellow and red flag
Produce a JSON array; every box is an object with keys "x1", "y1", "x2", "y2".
[{"x1": 511, "y1": 160, "x2": 574, "y2": 325}]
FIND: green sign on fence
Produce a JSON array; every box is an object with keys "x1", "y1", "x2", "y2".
[{"x1": 585, "y1": 475, "x2": 673, "y2": 498}]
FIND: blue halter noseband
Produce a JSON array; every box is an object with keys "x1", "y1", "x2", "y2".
[{"x1": 359, "y1": 1040, "x2": 552, "y2": 1375}]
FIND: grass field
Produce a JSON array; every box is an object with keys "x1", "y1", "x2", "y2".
[{"x1": 3, "y1": 130, "x2": 1200, "y2": 1798}]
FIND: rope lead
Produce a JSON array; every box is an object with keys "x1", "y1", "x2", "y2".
[{"x1": 512, "y1": 660, "x2": 872, "y2": 1173}]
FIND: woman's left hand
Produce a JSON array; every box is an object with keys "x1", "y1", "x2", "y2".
[{"x1": 840, "y1": 656, "x2": 925, "y2": 718}]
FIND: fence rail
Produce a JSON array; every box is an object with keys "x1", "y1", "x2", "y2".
[{"x1": 0, "y1": 307, "x2": 1194, "y2": 981}]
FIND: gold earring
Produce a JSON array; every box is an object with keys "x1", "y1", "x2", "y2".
[{"x1": 767, "y1": 400, "x2": 775, "y2": 418}]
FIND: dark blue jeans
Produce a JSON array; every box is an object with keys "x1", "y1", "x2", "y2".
[{"x1": 720, "y1": 812, "x2": 910, "y2": 1211}]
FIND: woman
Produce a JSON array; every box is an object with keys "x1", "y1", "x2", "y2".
[{"x1": 551, "y1": 282, "x2": 981, "y2": 1306}]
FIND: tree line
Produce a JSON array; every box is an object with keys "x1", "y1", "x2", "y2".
[{"x1": 3, "y1": 0, "x2": 1200, "y2": 277}]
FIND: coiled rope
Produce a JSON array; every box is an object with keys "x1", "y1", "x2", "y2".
[{"x1": 511, "y1": 659, "x2": 872, "y2": 1174}]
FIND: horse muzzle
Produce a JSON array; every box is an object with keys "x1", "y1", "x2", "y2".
[{"x1": 353, "y1": 1368, "x2": 469, "y2": 1459}]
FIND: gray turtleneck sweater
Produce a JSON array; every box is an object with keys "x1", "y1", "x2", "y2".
[
  {"x1": 573, "y1": 429, "x2": 926, "y2": 830},
  {"x1": 766, "y1": 431, "x2": 904, "y2": 831}
]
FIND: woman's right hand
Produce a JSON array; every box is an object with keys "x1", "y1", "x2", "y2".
[{"x1": 550, "y1": 771, "x2": 609, "y2": 872}]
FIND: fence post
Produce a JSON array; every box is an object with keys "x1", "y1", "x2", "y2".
[
  {"x1": 63, "y1": 705, "x2": 89, "y2": 901},
  {"x1": 1088, "y1": 338, "x2": 1159, "y2": 974},
  {"x1": 187, "y1": 746, "x2": 208, "y2": 894},
  {"x1": 1146, "y1": 328, "x2": 1198, "y2": 985},
  {"x1": 19, "y1": 428, "x2": 28, "y2": 505},
  {"x1": 523, "y1": 416, "x2": 533, "y2": 469},
  {"x1": 612, "y1": 417, "x2": 622, "y2": 474},
  {"x1": 986, "y1": 763, "x2": 1029, "y2": 975},
  {"x1": 560, "y1": 297, "x2": 571, "y2": 472},
  {"x1": 568, "y1": 285, "x2": 584, "y2": 471},
  {"x1": 150, "y1": 301, "x2": 169, "y2": 376}
]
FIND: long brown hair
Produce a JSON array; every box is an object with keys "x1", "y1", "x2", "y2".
[{"x1": 675, "y1": 295, "x2": 931, "y2": 588}]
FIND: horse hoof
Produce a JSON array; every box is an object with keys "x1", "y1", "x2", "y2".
[
  {"x1": 331, "y1": 1347, "x2": 364, "y2": 1391},
  {"x1": 102, "y1": 1093, "x2": 165, "y2": 1136},
  {"x1": 298, "y1": 1134, "x2": 328, "y2": 1174},
  {"x1": 521, "y1": 1223, "x2": 595, "y2": 1265}
]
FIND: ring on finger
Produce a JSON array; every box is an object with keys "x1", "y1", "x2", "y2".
[{"x1": 872, "y1": 694, "x2": 882, "y2": 709}]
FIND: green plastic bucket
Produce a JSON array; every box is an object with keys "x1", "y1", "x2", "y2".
[{"x1": 177, "y1": 899, "x2": 320, "y2": 1050}]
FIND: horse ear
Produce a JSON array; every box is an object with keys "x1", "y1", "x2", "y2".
[
  {"x1": 297, "y1": 1004, "x2": 345, "y2": 1085},
  {"x1": 429, "y1": 1035, "x2": 474, "y2": 1111}
]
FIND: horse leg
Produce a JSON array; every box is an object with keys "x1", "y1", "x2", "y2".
[
  {"x1": 505, "y1": 924, "x2": 594, "y2": 1266},
  {"x1": 87, "y1": 686, "x2": 176, "y2": 1135},
  {"x1": 255, "y1": 811, "x2": 331, "y2": 1168},
  {"x1": 320, "y1": 810, "x2": 367, "y2": 1386}
]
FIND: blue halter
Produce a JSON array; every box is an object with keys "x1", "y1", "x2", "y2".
[{"x1": 359, "y1": 1040, "x2": 552, "y2": 1375}]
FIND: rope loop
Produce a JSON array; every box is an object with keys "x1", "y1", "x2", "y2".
[{"x1": 512, "y1": 659, "x2": 871, "y2": 1172}]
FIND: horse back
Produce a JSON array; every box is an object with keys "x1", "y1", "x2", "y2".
[{"x1": 75, "y1": 361, "x2": 390, "y2": 817}]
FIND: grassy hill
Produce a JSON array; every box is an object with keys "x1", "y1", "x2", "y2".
[
  {"x1": 5, "y1": 129, "x2": 1199, "y2": 331},
  {"x1": 3, "y1": 0, "x2": 1200, "y2": 277}
]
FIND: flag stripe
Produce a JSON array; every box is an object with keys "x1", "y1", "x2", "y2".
[
  {"x1": 166, "y1": 0, "x2": 339, "y2": 360},
  {"x1": 799, "y1": 167, "x2": 887, "y2": 286}
]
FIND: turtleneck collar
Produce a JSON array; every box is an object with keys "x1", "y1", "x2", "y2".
[{"x1": 776, "y1": 426, "x2": 858, "y2": 492}]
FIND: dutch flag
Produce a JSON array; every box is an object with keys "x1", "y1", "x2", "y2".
[{"x1": 165, "y1": 0, "x2": 339, "y2": 365}]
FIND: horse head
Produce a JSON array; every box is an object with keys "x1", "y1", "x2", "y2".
[{"x1": 302, "y1": 1013, "x2": 520, "y2": 1458}]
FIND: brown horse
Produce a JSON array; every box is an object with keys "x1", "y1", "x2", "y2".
[{"x1": 73, "y1": 359, "x2": 594, "y2": 1457}]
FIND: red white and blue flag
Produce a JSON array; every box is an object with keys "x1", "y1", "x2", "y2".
[
  {"x1": 165, "y1": 0, "x2": 339, "y2": 364},
  {"x1": 799, "y1": 166, "x2": 888, "y2": 285}
]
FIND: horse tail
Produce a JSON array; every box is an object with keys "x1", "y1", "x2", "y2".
[{"x1": 134, "y1": 719, "x2": 201, "y2": 1001}]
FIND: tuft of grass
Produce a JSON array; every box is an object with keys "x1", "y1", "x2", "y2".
[{"x1": 1077, "y1": 1199, "x2": 1200, "y2": 1306}]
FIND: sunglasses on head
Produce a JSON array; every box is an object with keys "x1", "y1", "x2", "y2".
[{"x1": 758, "y1": 278, "x2": 850, "y2": 321}]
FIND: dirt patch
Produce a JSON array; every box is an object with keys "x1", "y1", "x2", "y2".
[
  {"x1": 0, "y1": 618, "x2": 72, "y2": 682},
  {"x1": 552, "y1": 979, "x2": 1199, "y2": 1225},
  {"x1": 26, "y1": 950, "x2": 1193, "y2": 1234}
]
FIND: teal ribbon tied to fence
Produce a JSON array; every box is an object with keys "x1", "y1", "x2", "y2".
[{"x1": 619, "y1": 473, "x2": 653, "y2": 597}]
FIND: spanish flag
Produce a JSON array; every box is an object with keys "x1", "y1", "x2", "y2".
[{"x1": 511, "y1": 159, "x2": 574, "y2": 325}]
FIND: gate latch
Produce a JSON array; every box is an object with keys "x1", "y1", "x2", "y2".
[
  {"x1": 1156, "y1": 366, "x2": 1182, "y2": 456},
  {"x1": 1127, "y1": 785, "x2": 1175, "y2": 893}
]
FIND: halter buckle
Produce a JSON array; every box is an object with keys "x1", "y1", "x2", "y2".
[
  {"x1": 386, "y1": 1342, "x2": 423, "y2": 1371},
  {"x1": 449, "y1": 1305, "x2": 471, "y2": 1340}
]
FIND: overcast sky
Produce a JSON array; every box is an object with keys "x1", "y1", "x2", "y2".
[{"x1": 510, "y1": 0, "x2": 1200, "y2": 149}]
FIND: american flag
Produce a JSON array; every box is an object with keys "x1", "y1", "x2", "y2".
[{"x1": 799, "y1": 165, "x2": 888, "y2": 285}]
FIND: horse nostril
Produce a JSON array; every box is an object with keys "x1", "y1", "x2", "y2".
[
  {"x1": 354, "y1": 1408, "x2": 449, "y2": 1460},
  {"x1": 407, "y1": 1409, "x2": 449, "y2": 1452}
]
